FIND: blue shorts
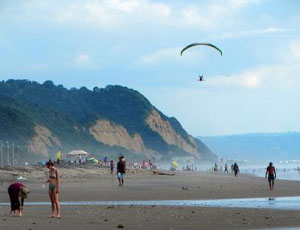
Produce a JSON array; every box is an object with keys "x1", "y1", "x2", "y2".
[{"x1": 117, "y1": 173, "x2": 125, "y2": 179}]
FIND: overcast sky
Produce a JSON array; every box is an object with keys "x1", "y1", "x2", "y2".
[{"x1": 0, "y1": 0, "x2": 299, "y2": 136}]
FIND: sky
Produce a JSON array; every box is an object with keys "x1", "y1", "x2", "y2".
[{"x1": 0, "y1": 0, "x2": 299, "y2": 136}]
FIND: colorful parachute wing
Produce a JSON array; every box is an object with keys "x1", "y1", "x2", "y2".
[{"x1": 180, "y1": 43, "x2": 222, "y2": 56}]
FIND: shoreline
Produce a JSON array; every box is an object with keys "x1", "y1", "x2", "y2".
[{"x1": 1, "y1": 165, "x2": 300, "y2": 229}]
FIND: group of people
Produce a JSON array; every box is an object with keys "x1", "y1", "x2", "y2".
[
  {"x1": 214, "y1": 162, "x2": 239, "y2": 176},
  {"x1": 8, "y1": 155, "x2": 128, "y2": 218},
  {"x1": 7, "y1": 157, "x2": 277, "y2": 218},
  {"x1": 8, "y1": 160, "x2": 60, "y2": 218},
  {"x1": 215, "y1": 162, "x2": 276, "y2": 190}
]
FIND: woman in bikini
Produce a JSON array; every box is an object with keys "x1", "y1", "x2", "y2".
[{"x1": 46, "y1": 160, "x2": 61, "y2": 218}]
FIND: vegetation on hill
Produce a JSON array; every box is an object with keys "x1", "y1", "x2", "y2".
[{"x1": 0, "y1": 79, "x2": 215, "y2": 161}]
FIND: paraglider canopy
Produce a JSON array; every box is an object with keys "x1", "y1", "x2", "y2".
[{"x1": 180, "y1": 43, "x2": 222, "y2": 56}]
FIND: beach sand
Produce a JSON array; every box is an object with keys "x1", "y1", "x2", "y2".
[{"x1": 1, "y1": 165, "x2": 300, "y2": 229}]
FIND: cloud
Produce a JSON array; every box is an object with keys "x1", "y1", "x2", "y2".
[
  {"x1": 136, "y1": 48, "x2": 181, "y2": 65},
  {"x1": 0, "y1": 0, "x2": 263, "y2": 33},
  {"x1": 0, "y1": 0, "x2": 171, "y2": 29},
  {"x1": 228, "y1": 0, "x2": 261, "y2": 9},
  {"x1": 207, "y1": 60, "x2": 300, "y2": 89},
  {"x1": 75, "y1": 53, "x2": 91, "y2": 64},
  {"x1": 135, "y1": 47, "x2": 204, "y2": 66},
  {"x1": 177, "y1": 0, "x2": 262, "y2": 29},
  {"x1": 73, "y1": 53, "x2": 101, "y2": 70},
  {"x1": 221, "y1": 27, "x2": 286, "y2": 39},
  {"x1": 203, "y1": 38, "x2": 300, "y2": 89},
  {"x1": 290, "y1": 40, "x2": 300, "y2": 59},
  {"x1": 208, "y1": 69, "x2": 263, "y2": 88}
]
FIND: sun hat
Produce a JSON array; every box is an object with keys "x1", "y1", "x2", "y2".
[{"x1": 19, "y1": 187, "x2": 29, "y2": 199}]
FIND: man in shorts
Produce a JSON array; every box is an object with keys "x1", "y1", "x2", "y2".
[
  {"x1": 265, "y1": 162, "x2": 276, "y2": 190},
  {"x1": 117, "y1": 156, "x2": 126, "y2": 187}
]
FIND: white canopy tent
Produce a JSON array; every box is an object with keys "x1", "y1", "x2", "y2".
[{"x1": 66, "y1": 150, "x2": 89, "y2": 164}]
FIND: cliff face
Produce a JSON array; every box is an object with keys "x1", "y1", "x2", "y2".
[
  {"x1": 0, "y1": 80, "x2": 216, "y2": 161},
  {"x1": 28, "y1": 125, "x2": 61, "y2": 155},
  {"x1": 89, "y1": 120, "x2": 146, "y2": 153},
  {"x1": 146, "y1": 110, "x2": 198, "y2": 155}
]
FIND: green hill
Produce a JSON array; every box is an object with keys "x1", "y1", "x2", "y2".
[{"x1": 0, "y1": 79, "x2": 216, "y2": 162}]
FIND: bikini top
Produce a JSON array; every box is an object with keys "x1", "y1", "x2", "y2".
[{"x1": 49, "y1": 170, "x2": 57, "y2": 179}]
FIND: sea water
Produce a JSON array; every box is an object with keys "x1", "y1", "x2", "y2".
[
  {"x1": 1, "y1": 196, "x2": 300, "y2": 210},
  {"x1": 241, "y1": 168, "x2": 300, "y2": 181}
]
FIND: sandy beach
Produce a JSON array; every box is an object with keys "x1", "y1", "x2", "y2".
[{"x1": 1, "y1": 165, "x2": 300, "y2": 230}]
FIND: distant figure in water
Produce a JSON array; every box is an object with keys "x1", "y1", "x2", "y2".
[
  {"x1": 8, "y1": 182, "x2": 29, "y2": 217},
  {"x1": 231, "y1": 164, "x2": 234, "y2": 174},
  {"x1": 117, "y1": 156, "x2": 126, "y2": 187},
  {"x1": 265, "y1": 162, "x2": 276, "y2": 190},
  {"x1": 224, "y1": 164, "x2": 228, "y2": 173},
  {"x1": 233, "y1": 163, "x2": 239, "y2": 177}
]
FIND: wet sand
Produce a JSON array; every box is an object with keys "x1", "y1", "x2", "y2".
[{"x1": 1, "y1": 165, "x2": 300, "y2": 229}]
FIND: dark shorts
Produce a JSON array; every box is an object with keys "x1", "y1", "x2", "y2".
[
  {"x1": 268, "y1": 174, "x2": 275, "y2": 182},
  {"x1": 8, "y1": 189, "x2": 21, "y2": 212}
]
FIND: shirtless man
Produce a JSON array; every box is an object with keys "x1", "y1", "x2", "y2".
[{"x1": 265, "y1": 162, "x2": 276, "y2": 190}]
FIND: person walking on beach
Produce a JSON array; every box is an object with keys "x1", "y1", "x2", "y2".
[
  {"x1": 265, "y1": 162, "x2": 276, "y2": 190},
  {"x1": 110, "y1": 160, "x2": 114, "y2": 174},
  {"x1": 233, "y1": 162, "x2": 239, "y2": 177},
  {"x1": 214, "y1": 163, "x2": 218, "y2": 172},
  {"x1": 117, "y1": 156, "x2": 126, "y2": 187},
  {"x1": 46, "y1": 160, "x2": 61, "y2": 218},
  {"x1": 224, "y1": 164, "x2": 228, "y2": 173},
  {"x1": 148, "y1": 160, "x2": 153, "y2": 169},
  {"x1": 8, "y1": 182, "x2": 29, "y2": 217}
]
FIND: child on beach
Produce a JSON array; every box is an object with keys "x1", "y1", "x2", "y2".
[
  {"x1": 8, "y1": 182, "x2": 29, "y2": 217},
  {"x1": 117, "y1": 156, "x2": 126, "y2": 187},
  {"x1": 110, "y1": 160, "x2": 114, "y2": 174},
  {"x1": 46, "y1": 160, "x2": 61, "y2": 218}
]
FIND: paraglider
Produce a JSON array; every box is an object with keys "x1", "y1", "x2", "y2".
[
  {"x1": 198, "y1": 75, "x2": 204, "y2": 82},
  {"x1": 180, "y1": 43, "x2": 222, "y2": 82},
  {"x1": 180, "y1": 43, "x2": 222, "y2": 56}
]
